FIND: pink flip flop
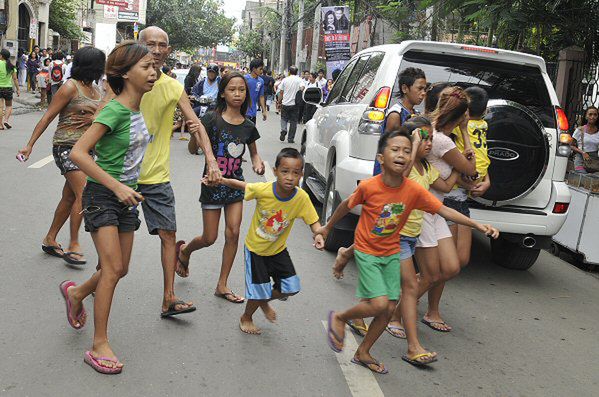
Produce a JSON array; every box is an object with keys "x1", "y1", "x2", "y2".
[
  {"x1": 59, "y1": 280, "x2": 86, "y2": 329},
  {"x1": 84, "y1": 351, "x2": 123, "y2": 374}
]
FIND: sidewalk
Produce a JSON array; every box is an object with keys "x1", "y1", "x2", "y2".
[{"x1": 13, "y1": 88, "x2": 44, "y2": 116}]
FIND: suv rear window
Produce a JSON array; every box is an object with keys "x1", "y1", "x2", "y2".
[{"x1": 398, "y1": 51, "x2": 555, "y2": 128}]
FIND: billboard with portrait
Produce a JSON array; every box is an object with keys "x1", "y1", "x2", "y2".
[{"x1": 321, "y1": 6, "x2": 351, "y2": 79}]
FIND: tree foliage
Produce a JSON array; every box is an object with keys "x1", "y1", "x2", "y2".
[
  {"x1": 49, "y1": 0, "x2": 84, "y2": 39},
  {"x1": 236, "y1": 29, "x2": 265, "y2": 59},
  {"x1": 369, "y1": 0, "x2": 599, "y2": 64},
  {"x1": 146, "y1": 0, "x2": 235, "y2": 52}
]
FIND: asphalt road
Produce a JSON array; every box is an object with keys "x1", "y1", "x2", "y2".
[{"x1": 1, "y1": 111, "x2": 598, "y2": 396}]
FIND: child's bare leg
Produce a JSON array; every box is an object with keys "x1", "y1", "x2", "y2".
[
  {"x1": 424, "y1": 238, "x2": 460, "y2": 331},
  {"x1": 240, "y1": 299, "x2": 263, "y2": 334},
  {"x1": 354, "y1": 298, "x2": 393, "y2": 372},
  {"x1": 334, "y1": 244, "x2": 354, "y2": 278},
  {"x1": 177, "y1": 209, "x2": 220, "y2": 277},
  {"x1": 89, "y1": 228, "x2": 133, "y2": 369},
  {"x1": 215, "y1": 202, "x2": 243, "y2": 300},
  {"x1": 329, "y1": 296, "x2": 388, "y2": 351},
  {"x1": 399, "y1": 258, "x2": 436, "y2": 358}
]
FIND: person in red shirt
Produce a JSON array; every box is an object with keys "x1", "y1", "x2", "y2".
[{"x1": 318, "y1": 128, "x2": 499, "y2": 374}]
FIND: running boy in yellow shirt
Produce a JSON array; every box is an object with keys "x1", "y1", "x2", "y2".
[{"x1": 204, "y1": 148, "x2": 325, "y2": 334}]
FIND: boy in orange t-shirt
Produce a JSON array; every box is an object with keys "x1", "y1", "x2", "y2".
[{"x1": 318, "y1": 129, "x2": 498, "y2": 374}]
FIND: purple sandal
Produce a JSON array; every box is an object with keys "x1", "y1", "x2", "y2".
[
  {"x1": 84, "y1": 351, "x2": 123, "y2": 374},
  {"x1": 59, "y1": 280, "x2": 86, "y2": 329},
  {"x1": 327, "y1": 311, "x2": 344, "y2": 353}
]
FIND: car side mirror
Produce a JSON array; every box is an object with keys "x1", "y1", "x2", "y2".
[{"x1": 303, "y1": 87, "x2": 323, "y2": 106}]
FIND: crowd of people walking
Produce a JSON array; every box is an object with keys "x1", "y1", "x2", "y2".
[{"x1": 10, "y1": 24, "x2": 506, "y2": 377}]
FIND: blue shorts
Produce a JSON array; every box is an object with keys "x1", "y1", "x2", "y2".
[
  {"x1": 244, "y1": 246, "x2": 300, "y2": 300},
  {"x1": 400, "y1": 235, "x2": 418, "y2": 261}
]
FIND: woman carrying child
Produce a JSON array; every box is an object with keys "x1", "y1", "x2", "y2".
[
  {"x1": 17, "y1": 47, "x2": 106, "y2": 265},
  {"x1": 415, "y1": 86, "x2": 479, "y2": 333},
  {"x1": 59, "y1": 42, "x2": 156, "y2": 374},
  {"x1": 176, "y1": 71, "x2": 265, "y2": 304}
]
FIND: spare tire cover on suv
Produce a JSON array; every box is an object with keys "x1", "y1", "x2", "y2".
[{"x1": 478, "y1": 99, "x2": 549, "y2": 203}]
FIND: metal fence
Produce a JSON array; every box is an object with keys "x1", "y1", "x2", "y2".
[{"x1": 563, "y1": 61, "x2": 599, "y2": 129}]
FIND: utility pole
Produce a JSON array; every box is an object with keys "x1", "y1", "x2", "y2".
[
  {"x1": 279, "y1": 0, "x2": 289, "y2": 73},
  {"x1": 309, "y1": 2, "x2": 321, "y2": 71},
  {"x1": 295, "y1": 0, "x2": 304, "y2": 69}
]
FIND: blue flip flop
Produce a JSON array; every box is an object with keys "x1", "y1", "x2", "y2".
[
  {"x1": 351, "y1": 357, "x2": 389, "y2": 374},
  {"x1": 327, "y1": 311, "x2": 343, "y2": 353}
]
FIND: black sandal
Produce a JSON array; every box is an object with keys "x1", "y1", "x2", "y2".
[
  {"x1": 63, "y1": 252, "x2": 87, "y2": 265},
  {"x1": 161, "y1": 300, "x2": 196, "y2": 318},
  {"x1": 42, "y1": 244, "x2": 64, "y2": 258}
]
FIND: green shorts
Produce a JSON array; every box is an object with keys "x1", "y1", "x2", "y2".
[{"x1": 354, "y1": 249, "x2": 400, "y2": 300}]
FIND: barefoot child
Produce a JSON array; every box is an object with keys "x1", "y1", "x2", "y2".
[
  {"x1": 205, "y1": 148, "x2": 325, "y2": 334},
  {"x1": 323, "y1": 128, "x2": 498, "y2": 374},
  {"x1": 177, "y1": 71, "x2": 265, "y2": 304},
  {"x1": 61, "y1": 42, "x2": 156, "y2": 374}
]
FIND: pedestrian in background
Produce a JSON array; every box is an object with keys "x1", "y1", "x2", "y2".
[
  {"x1": 17, "y1": 48, "x2": 27, "y2": 87},
  {"x1": 37, "y1": 58, "x2": 51, "y2": 106},
  {"x1": 62, "y1": 41, "x2": 156, "y2": 375},
  {"x1": 277, "y1": 66, "x2": 305, "y2": 143},
  {"x1": 48, "y1": 51, "x2": 66, "y2": 97},
  {"x1": 184, "y1": 64, "x2": 202, "y2": 95},
  {"x1": 0, "y1": 49, "x2": 20, "y2": 130},
  {"x1": 26, "y1": 51, "x2": 40, "y2": 92},
  {"x1": 244, "y1": 58, "x2": 266, "y2": 124},
  {"x1": 17, "y1": 46, "x2": 105, "y2": 265},
  {"x1": 262, "y1": 69, "x2": 274, "y2": 111}
]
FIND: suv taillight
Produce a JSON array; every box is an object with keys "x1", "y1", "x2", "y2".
[
  {"x1": 555, "y1": 106, "x2": 571, "y2": 157},
  {"x1": 358, "y1": 87, "x2": 390, "y2": 135}
]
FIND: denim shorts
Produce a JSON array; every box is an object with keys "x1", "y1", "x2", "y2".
[
  {"x1": 399, "y1": 235, "x2": 418, "y2": 261},
  {"x1": 138, "y1": 182, "x2": 177, "y2": 235},
  {"x1": 443, "y1": 197, "x2": 470, "y2": 226},
  {"x1": 82, "y1": 182, "x2": 141, "y2": 233}
]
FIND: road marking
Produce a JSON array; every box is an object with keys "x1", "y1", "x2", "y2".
[
  {"x1": 28, "y1": 155, "x2": 54, "y2": 169},
  {"x1": 263, "y1": 160, "x2": 276, "y2": 182},
  {"x1": 321, "y1": 321, "x2": 385, "y2": 397}
]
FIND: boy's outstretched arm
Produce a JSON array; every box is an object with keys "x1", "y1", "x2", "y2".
[
  {"x1": 437, "y1": 205, "x2": 500, "y2": 238},
  {"x1": 316, "y1": 199, "x2": 351, "y2": 240},
  {"x1": 309, "y1": 222, "x2": 325, "y2": 250},
  {"x1": 202, "y1": 176, "x2": 247, "y2": 191}
]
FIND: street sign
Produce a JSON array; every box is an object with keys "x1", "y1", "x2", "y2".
[{"x1": 96, "y1": 0, "x2": 128, "y2": 6}]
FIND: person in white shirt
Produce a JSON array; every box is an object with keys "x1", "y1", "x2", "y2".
[
  {"x1": 277, "y1": 66, "x2": 305, "y2": 143},
  {"x1": 316, "y1": 69, "x2": 327, "y2": 89}
]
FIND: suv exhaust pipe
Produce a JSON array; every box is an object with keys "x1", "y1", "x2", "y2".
[{"x1": 522, "y1": 236, "x2": 536, "y2": 249}]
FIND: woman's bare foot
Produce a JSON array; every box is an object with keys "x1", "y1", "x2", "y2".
[
  {"x1": 407, "y1": 344, "x2": 438, "y2": 361},
  {"x1": 260, "y1": 303, "x2": 277, "y2": 323},
  {"x1": 333, "y1": 247, "x2": 351, "y2": 279},
  {"x1": 353, "y1": 350, "x2": 387, "y2": 374},
  {"x1": 239, "y1": 315, "x2": 262, "y2": 335},
  {"x1": 422, "y1": 314, "x2": 452, "y2": 332},
  {"x1": 91, "y1": 341, "x2": 123, "y2": 370},
  {"x1": 175, "y1": 243, "x2": 190, "y2": 277},
  {"x1": 386, "y1": 319, "x2": 406, "y2": 338},
  {"x1": 67, "y1": 286, "x2": 87, "y2": 328}
]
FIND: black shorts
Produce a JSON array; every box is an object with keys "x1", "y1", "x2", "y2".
[
  {"x1": 82, "y1": 182, "x2": 141, "y2": 233},
  {"x1": 244, "y1": 246, "x2": 300, "y2": 300},
  {"x1": 0, "y1": 87, "x2": 13, "y2": 101},
  {"x1": 443, "y1": 197, "x2": 470, "y2": 225}
]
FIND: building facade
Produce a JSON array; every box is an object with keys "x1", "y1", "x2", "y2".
[{"x1": 1, "y1": 0, "x2": 51, "y2": 59}]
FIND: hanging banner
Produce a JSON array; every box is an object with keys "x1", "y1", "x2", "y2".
[
  {"x1": 321, "y1": 6, "x2": 351, "y2": 79},
  {"x1": 118, "y1": 0, "x2": 140, "y2": 22},
  {"x1": 96, "y1": 0, "x2": 128, "y2": 6}
]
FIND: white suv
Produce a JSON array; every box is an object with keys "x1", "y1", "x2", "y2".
[{"x1": 301, "y1": 41, "x2": 572, "y2": 270}]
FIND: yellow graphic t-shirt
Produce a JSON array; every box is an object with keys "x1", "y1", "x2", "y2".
[
  {"x1": 244, "y1": 182, "x2": 320, "y2": 256},
  {"x1": 452, "y1": 119, "x2": 491, "y2": 179},
  {"x1": 401, "y1": 164, "x2": 440, "y2": 237},
  {"x1": 138, "y1": 73, "x2": 184, "y2": 184}
]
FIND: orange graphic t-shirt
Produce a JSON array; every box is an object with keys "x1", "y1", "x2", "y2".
[{"x1": 348, "y1": 174, "x2": 442, "y2": 257}]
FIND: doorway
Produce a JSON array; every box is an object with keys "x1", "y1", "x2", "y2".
[{"x1": 18, "y1": 3, "x2": 31, "y2": 52}]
